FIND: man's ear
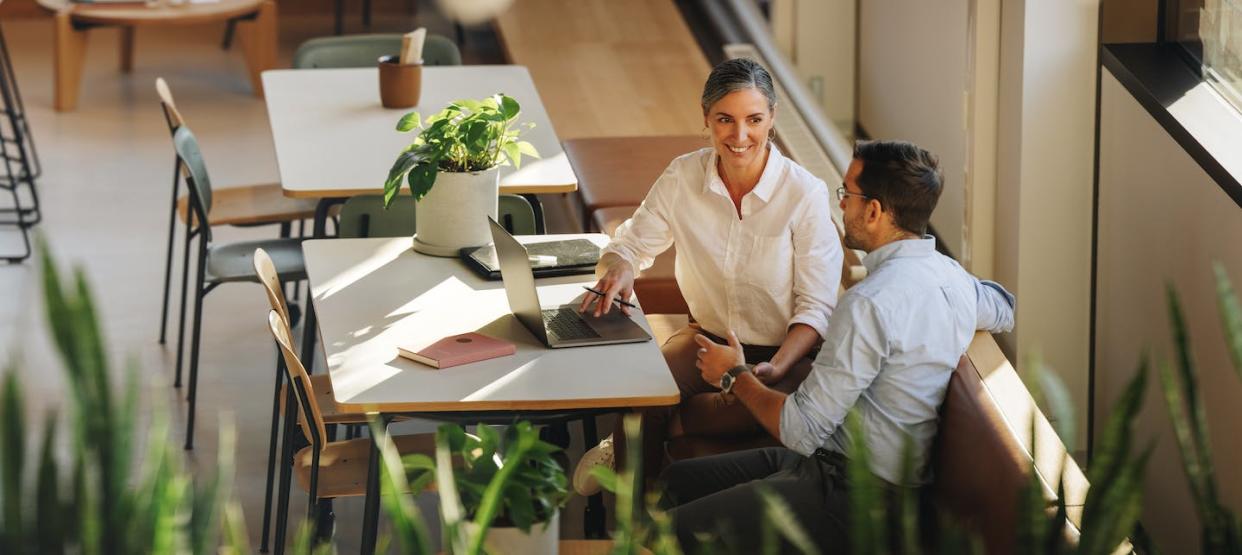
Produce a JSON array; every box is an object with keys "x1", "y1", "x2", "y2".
[{"x1": 865, "y1": 198, "x2": 884, "y2": 226}]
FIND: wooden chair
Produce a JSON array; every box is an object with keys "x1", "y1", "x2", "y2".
[
  {"x1": 252, "y1": 248, "x2": 371, "y2": 553},
  {"x1": 154, "y1": 78, "x2": 317, "y2": 350},
  {"x1": 265, "y1": 309, "x2": 436, "y2": 552},
  {"x1": 170, "y1": 123, "x2": 308, "y2": 452}
]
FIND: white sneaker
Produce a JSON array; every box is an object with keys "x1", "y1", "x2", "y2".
[{"x1": 573, "y1": 434, "x2": 615, "y2": 496}]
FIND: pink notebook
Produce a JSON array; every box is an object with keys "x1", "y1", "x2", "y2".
[{"x1": 398, "y1": 332, "x2": 516, "y2": 369}]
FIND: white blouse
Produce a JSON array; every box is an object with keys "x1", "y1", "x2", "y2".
[{"x1": 603, "y1": 146, "x2": 843, "y2": 346}]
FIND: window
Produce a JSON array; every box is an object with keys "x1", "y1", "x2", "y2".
[{"x1": 1174, "y1": 0, "x2": 1242, "y2": 112}]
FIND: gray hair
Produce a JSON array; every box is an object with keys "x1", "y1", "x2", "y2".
[{"x1": 700, "y1": 58, "x2": 777, "y2": 114}]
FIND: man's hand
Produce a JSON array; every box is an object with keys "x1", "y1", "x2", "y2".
[
  {"x1": 752, "y1": 361, "x2": 786, "y2": 385},
  {"x1": 694, "y1": 330, "x2": 746, "y2": 387}
]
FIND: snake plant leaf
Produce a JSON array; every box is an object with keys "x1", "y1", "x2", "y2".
[
  {"x1": 1165, "y1": 283, "x2": 1219, "y2": 505},
  {"x1": 371, "y1": 418, "x2": 432, "y2": 555},
  {"x1": 1158, "y1": 359, "x2": 1212, "y2": 524},
  {"x1": 396, "y1": 111, "x2": 422, "y2": 132},
  {"x1": 1213, "y1": 262, "x2": 1242, "y2": 384},
  {"x1": 1, "y1": 370, "x2": 24, "y2": 554},
  {"x1": 435, "y1": 425, "x2": 470, "y2": 555},
  {"x1": 845, "y1": 409, "x2": 884, "y2": 555},
  {"x1": 757, "y1": 485, "x2": 822, "y2": 555},
  {"x1": 1085, "y1": 358, "x2": 1146, "y2": 499},
  {"x1": 35, "y1": 411, "x2": 62, "y2": 555}
]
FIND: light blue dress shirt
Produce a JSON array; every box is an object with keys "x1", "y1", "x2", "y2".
[{"x1": 779, "y1": 237, "x2": 1015, "y2": 486}]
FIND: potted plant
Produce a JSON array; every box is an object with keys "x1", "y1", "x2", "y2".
[
  {"x1": 401, "y1": 421, "x2": 570, "y2": 555},
  {"x1": 383, "y1": 94, "x2": 539, "y2": 256}
]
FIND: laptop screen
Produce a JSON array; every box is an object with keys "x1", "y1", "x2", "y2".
[{"x1": 488, "y1": 218, "x2": 548, "y2": 341}]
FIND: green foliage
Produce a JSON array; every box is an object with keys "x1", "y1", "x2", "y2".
[
  {"x1": 394, "y1": 421, "x2": 569, "y2": 554},
  {"x1": 1160, "y1": 279, "x2": 1242, "y2": 553},
  {"x1": 0, "y1": 239, "x2": 245, "y2": 554},
  {"x1": 383, "y1": 94, "x2": 540, "y2": 204}
]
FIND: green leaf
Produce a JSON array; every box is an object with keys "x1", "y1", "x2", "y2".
[
  {"x1": 516, "y1": 141, "x2": 540, "y2": 159},
  {"x1": 371, "y1": 417, "x2": 433, "y2": 555},
  {"x1": 757, "y1": 485, "x2": 822, "y2": 555},
  {"x1": 1, "y1": 370, "x2": 25, "y2": 553},
  {"x1": 35, "y1": 411, "x2": 63, "y2": 555},
  {"x1": 396, "y1": 111, "x2": 422, "y2": 132},
  {"x1": 502, "y1": 142, "x2": 522, "y2": 169},
  {"x1": 500, "y1": 95, "x2": 521, "y2": 120},
  {"x1": 408, "y1": 163, "x2": 438, "y2": 202},
  {"x1": 1213, "y1": 262, "x2": 1242, "y2": 384},
  {"x1": 383, "y1": 150, "x2": 421, "y2": 206}
]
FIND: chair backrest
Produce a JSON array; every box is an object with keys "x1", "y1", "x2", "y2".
[
  {"x1": 337, "y1": 194, "x2": 538, "y2": 238},
  {"x1": 155, "y1": 77, "x2": 185, "y2": 132},
  {"x1": 252, "y1": 248, "x2": 291, "y2": 324},
  {"x1": 172, "y1": 126, "x2": 213, "y2": 237},
  {"x1": 266, "y1": 309, "x2": 328, "y2": 450},
  {"x1": 292, "y1": 33, "x2": 462, "y2": 69}
]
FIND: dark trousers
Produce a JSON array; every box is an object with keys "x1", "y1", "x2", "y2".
[{"x1": 658, "y1": 447, "x2": 850, "y2": 553}]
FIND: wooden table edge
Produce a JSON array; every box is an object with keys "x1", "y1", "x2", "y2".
[
  {"x1": 334, "y1": 392, "x2": 681, "y2": 414},
  {"x1": 40, "y1": 2, "x2": 265, "y2": 26},
  {"x1": 281, "y1": 182, "x2": 579, "y2": 198}
]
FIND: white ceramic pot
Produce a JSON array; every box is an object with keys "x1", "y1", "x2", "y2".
[
  {"x1": 461, "y1": 513, "x2": 559, "y2": 555},
  {"x1": 412, "y1": 166, "x2": 500, "y2": 257}
]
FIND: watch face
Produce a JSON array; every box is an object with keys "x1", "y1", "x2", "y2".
[{"x1": 720, "y1": 372, "x2": 734, "y2": 392}]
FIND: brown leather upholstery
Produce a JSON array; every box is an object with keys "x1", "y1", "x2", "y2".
[
  {"x1": 564, "y1": 135, "x2": 706, "y2": 231},
  {"x1": 594, "y1": 206, "x2": 689, "y2": 315},
  {"x1": 929, "y1": 355, "x2": 1031, "y2": 554}
]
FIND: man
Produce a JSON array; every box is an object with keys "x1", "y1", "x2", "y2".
[{"x1": 660, "y1": 140, "x2": 1015, "y2": 551}]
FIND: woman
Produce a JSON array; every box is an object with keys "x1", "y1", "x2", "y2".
[{"x1": 574, "y1": 58, "x2": 844, "y2": 494}]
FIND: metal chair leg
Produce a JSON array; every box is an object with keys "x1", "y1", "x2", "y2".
[
  {"x1": 260, "y1": 351, "x2": 285, "y2": 552},
  {"x1": 273, "y1": 385, "x2": 298, "y2": 554},
  {"x1": 221, "y1": 19, "x2": 236, "y2": 50},
  {"x1": 173, "y1": 223, "x2": 193, "y2": 388},
  {"x1": 334, "y1": 0, "x2": 344, "y2": 35},
  {"x1": 159, "y1": 161, "x2": 179, "y2": 344},
  {"x1": 362, "y1": 0, "x2": 371, "y2": 27},
  {"x1": 183, "y1": 242, "x2": 209, "y2": 450}
]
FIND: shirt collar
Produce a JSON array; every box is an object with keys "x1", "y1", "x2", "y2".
[
  {"x1": 862, "y1": 235, "x2": 937, "y2": 274},
  {"x1": 703, "y1": 144, "x2": 785, "y2": 203}
]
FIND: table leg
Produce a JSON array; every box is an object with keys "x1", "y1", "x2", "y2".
[
  {"x1": 581, "y1": 415, "x2": 607, "y2": 538},
  {"x1": 52, "y1": 11, "x2": 88, "y2": 112},
  {"x1": 119, "y1": 26, "x2": 134, "y2": 73},
  {"x1": 360, "y1": 415, "x2": 390, "y2": 555},
  {"x1": 237, "y1": 0, "x2": 278, "y2": 97}
]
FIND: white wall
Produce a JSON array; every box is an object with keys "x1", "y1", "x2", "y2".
[
  {"x1": 858, "y1": 0, "x2": 970, "y2": 257},
  {"x1": 771, "y1": 0, "x2": 856, "y2": 132},
  {"x1": 993, "y1": 0, "x2": 1098, "y2": 450},
  {"x1": 1097, "y1": 70, "x2": 1242, "y2": 551}
]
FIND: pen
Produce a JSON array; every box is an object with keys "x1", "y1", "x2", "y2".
[{"x1": 583, "y1": 286, "x2": 638, "y2": 309}]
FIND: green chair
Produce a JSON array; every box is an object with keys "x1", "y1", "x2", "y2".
[
  {"x1": 171, "y1": 125, "x2": 307, "y2": 452},
  {"x1": 338, "y1": 194, "x2": 538, "y2": 238},
  {"x1": 292, "y1": 33, "x2": 462, "y2": 69}
]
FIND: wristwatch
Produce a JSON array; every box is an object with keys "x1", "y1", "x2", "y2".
[{"x1": 720, "y1": 364, "x2": 752, "y2": 394}]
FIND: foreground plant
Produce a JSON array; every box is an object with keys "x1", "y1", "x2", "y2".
[{"x1": 0, "y1": 240, "x2": 241, "y2": 554}]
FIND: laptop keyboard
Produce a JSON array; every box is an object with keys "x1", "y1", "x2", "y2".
[{"x1": 542, "y1": 307, "x2": 601, "y2": 340}]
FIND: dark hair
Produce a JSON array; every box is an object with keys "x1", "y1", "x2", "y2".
[
  {"x1": 700, "y1": 58, "x2": 777, "y2": 114},
  {"x1": 852, "y1": 140, "x2": 943, "y2": 235}
]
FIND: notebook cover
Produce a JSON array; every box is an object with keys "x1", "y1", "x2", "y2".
[
  {"x1": 460, "y1": 238, "x2": 601, "y2": 281},
  {"x1": 398, "y1": 332, "x2": 516, "y2": 369}
]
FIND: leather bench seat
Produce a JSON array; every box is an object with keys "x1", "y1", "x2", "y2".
[{"x1": 564, "y1": 135, "x2": 705, "y2": 231}]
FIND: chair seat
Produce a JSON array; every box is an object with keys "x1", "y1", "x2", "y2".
[
  {"x1": 594, "y1": 206, "x2": 689, "y2": 315},
  {"x1": 177, "y1": 182, "x2": 318, "y2": 227},
  {"x1": 294, "y1": 433, "x2": 437, "y2": 499},
  {"x1": 280, "y1": 374, "x2": 367, "y2": 425},
  {"x1": 206, "y1": 238, "x2": 305, "y2": 283}
]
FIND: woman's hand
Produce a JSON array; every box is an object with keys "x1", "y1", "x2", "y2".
[
  {"x1": 694, "y1": 330, "x2": 746, "y2": 387},
  {"x1": 578, "y1": 253, "x2": 636, "y2": 317}
]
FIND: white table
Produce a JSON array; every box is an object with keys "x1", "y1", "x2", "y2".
[
  {"x1": 304, "y1": 235, "x2": 677, "y2": 412},
  {"x1": 301, "y1": 235, "x2": 677, "y2": 553},
  {"x1": 262, "y1": 66, "x2": 578, "y2": 200}
]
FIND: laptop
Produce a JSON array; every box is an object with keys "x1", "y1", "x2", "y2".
[{"x1": 488, "y1": 217, "x2": 652, "y2": 348}]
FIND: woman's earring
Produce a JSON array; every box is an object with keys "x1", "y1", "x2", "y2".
[{"x1": 702, "y1": 127, "x2": 711, "y2": 141}]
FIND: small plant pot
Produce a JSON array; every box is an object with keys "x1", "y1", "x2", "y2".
[
  {"x1": 378, "y1": 55, "x2": 422, "y2": 109},
  {"x1": 462, "y1": 513, "x2": 560, "y2": 555},
  {"x1": 412, "y1": 166, "x2": 500, "y2": 256}
]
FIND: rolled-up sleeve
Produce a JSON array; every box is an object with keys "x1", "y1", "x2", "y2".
[
  {"x1": 780, "y1": 294, "x2": 887, "y2": 454},
  {"x1": 974, "y1": 280, "x2": 1015, "y2": 333},
  {"x1": 601, "y1": 164, "x2": 678, "y2": 272},
  {"x1": 786, "y1": 183, "x2": 843, "y2": 338}
]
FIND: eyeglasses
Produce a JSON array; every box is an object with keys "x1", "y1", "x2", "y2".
[{"x1": 836, "y1": 186, "x2": 869, "y2": 202}]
